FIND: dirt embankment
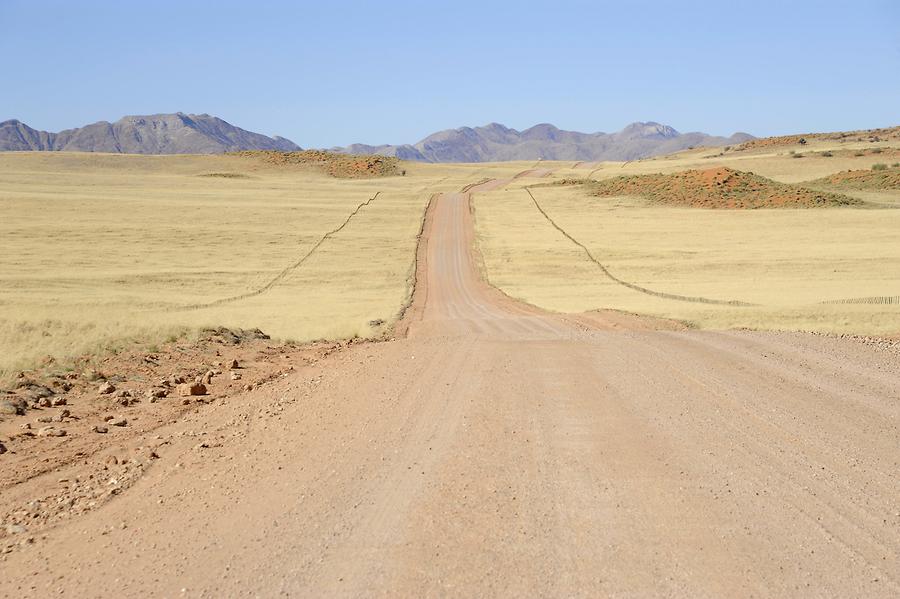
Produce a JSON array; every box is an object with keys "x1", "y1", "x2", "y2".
[
  {"x1": 0, "y1": 327, "x2": 350, "y2": 549},
  {"x1": 564, "y1": 167, "x2": 861, "y2": 208},
  {"x1": 230, "y1": 150, "x2": 401, "y2": 178},
  {"x1": 807, "y1": 166, "x2": 900, "y2": 190}
]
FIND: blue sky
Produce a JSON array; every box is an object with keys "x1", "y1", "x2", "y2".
[{"x1": 1, "y1": 0, "x2": 898, "y2": 147}]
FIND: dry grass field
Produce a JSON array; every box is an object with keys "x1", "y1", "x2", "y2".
[
  {"x1": 0, "y1": 152, "x2": 524, "y2": 381},
  {"x1": 473, "y1": 139, "x2": 900, "y2": 334},
  {"x1": 2, "y1": 141, "x2": 898, "y2": 382}
]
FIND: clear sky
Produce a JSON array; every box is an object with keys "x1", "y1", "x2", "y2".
[{"x1": 1, "y1": 0, "x2": 898, "y2": 148}]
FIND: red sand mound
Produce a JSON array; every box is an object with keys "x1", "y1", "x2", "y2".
[
  {"x1": 586, "y1": 167, "x2": 861, "y2": 208},
  {"x1": 231, "y1": 150, "x2": 401, "y2": 178},
  {"x1": 808, "y1": 166, "x2": 900, "y2": 191}
]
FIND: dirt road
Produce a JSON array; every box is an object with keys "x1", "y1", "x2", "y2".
[{"x1": 3, "y1": 181, "x2": 899, "y2": 597}]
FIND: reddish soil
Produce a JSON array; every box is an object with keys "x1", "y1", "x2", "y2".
[
  {"x1": 735, "y1": 125, "x2": 900, "y2": 151},
  {"x1": 582, "y1": 166, "x2": 861, "y2": 208},
  {"x1": 231, "y1": 149, "x2": 401, "y2": 178},
  {"x1": 808, "y1": 166, "x2": 900, "y2": 190},
  {"x1": 0, "y1": 327, "x2": 347, "y2": 535}
]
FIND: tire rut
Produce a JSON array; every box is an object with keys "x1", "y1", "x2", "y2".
[
  {"x1": 524, "y1": 187, "x2": 756, "y2": 307},
  {"x1": 178, "y1": 191, "x2": 381, "y2": 310}
]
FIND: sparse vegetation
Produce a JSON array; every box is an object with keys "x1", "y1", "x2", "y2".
[
  {"x1": 806, "y1": 166, "x2": 900, "y2": 190},
  {"x1": 580, "y1": 167, "x2": 859, "y2": 208},
  {"x1": 230, "y1": 150, "x2": 401, "y2": 178}
]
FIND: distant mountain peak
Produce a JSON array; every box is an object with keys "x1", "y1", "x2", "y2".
[
  {"x1": 619, "y1": 121, "x2": 680, "y2": 139},
  {"x1": 0, "y1": 113, "x2": 300, "y2": 154}
]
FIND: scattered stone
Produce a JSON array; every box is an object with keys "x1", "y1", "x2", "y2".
[
  {"x1": 230, "y1": 372, "x2": 242, "y2": 381},
  {"x1": 0, "y1": 400, "x2": 21, "y2": 415},
  {"x1": 243, "y1": 384, "x2": 254, "y2": 392},
  {"x1": 51, "y1": 396, "x2": 67, "y2": 406},
  {"x1": 98, "y1": 382, "x2": 116, "y2": 395},
  {"x1": 202, "y1": 371, "x2": 215, "y2": 385},
  {"x1": 83, "y1": 369, "x2": 104, "y2": 382},
  {"x1": 177, "y1": 383, "x2": 207, "y2": 397},
  {"x1": 0, "y1": 442, "x2": 6, "y2": 455},
  {"x1": 92, "y1": 425, "x2": 108, "y2": 434},
  {"x1": 23, "y1": 385, "x2": 54, "y2": 401},
  {"x1": 103, "y1": 414, "x2": 115, "y2": 422},
  {"x1": 116, "y1": 390, "x2": 132, "y2": 398},
  {"x1": 37, "y1": 426, "x2": 66, "y2": 437},
  {"x1": 36, "y1": 415, "x2": 54, "y2": 423},
  {"x1": 39, "y1": 397, "x2": 52, "y2": 408},
  {"x1": 147, "y1": 388, "x2": 168, "y2": 399},
  {"x1": 106, "y1": 455, "x2": 119, "y2": 466},
  {"x1": 6, "y1": 524, "x2": 27, "y2": 535},
  {"x1": 108, "y1": 417, "x2": 127, "y2": 427}
]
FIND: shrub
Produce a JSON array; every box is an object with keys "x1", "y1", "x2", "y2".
[
  {"x1": 872, "y1": 148, "x2": 883, "y2": 154},
  {"x1": 892, "y1": 162, "x2": 900, "y2": 167},
  {"x1": 821, "y1": 151, "x2": 833, "y2": 157},
  {"x1": 792, "y1": 153, "x2": 804, "y2": 158},
  {"x1": 854, "y1": 152, "x2": 865, "y2": 157},
  {"x1": 872, "y1": 163, "x2": 887, "y2": 171}
]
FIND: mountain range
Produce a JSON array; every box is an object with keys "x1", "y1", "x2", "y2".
[
  {"x1": 0, "y1": 113, "x2": 754, "y2": 161},
  {"x1": 0, "y1": 113, "x2": 299, "y2": 154},
  {"x1": 337, "y1": 122, "x2": 754, "y2": 162}
]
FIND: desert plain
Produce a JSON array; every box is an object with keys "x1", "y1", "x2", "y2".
[{"x1": 0, "y1": 130, "x2": 899, "y2": 597}]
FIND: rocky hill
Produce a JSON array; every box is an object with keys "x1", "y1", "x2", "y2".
[
  {"x1": 337, "y1": 121, "x2": 753, "y2": 163},
  {"x1": 0, "y1": 113, "x2": 300, "y2": 154}
]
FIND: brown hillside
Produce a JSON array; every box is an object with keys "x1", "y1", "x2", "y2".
[
  {"x1": 583, "y1": 167, "x2": 861, "y2": 208},
  {"x1": 230, "y1": 150, "x2": 401, "y2": 178},
  {"x1": 735, "y1": 125, "x2": 900, "y2": 151},
  {"x1": 807, "y1": 166, "x2": 900, "y2": 190}
]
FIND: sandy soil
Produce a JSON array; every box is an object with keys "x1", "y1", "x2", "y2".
[{"x1": 1, "y1": 177, "x2": 898, "y2": 597}]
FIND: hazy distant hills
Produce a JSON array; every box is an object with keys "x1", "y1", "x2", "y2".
[
  {"x1": 1, "y1": 114, "x2": 754, "y2": 161},
  {"x1": 0, "y1": 113, "x2": 300, "y2": 154},
  {"x1": 338, "y1": 122, "x2": 754, "y2": 162}
]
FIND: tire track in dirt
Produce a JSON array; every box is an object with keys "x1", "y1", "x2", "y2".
[
  {"x1": 177, "y1": 191, "x2": 382, "y2": 310},
  {"x1": 524, "y1": 187, "x2": 757, "y2": 307},
  {"x1": 822, "y1": 295, "x2": 900, "y2": 305}
]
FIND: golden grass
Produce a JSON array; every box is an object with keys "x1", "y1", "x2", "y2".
[
  {"x1": 0, "y1": 152, "x2": 522, "y2": 380},
  {"x1": 4, "y1": 143, "x2": 899, "y2": 381},
  {"x1": 474, "y1": 151, "x2": 900, "y2": 334}
]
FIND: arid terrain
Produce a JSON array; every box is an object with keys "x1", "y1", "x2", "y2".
[{"x1": 1, "y1": 133, "x2": 899, "y2": 597}]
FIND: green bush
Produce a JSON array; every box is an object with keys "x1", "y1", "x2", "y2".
[
  {"x1": 872, "y1": 163, "x2": 887, "y2": 171},
  {"x1": 821, "y1": 151, "x2": 833, "y2": 157}
]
